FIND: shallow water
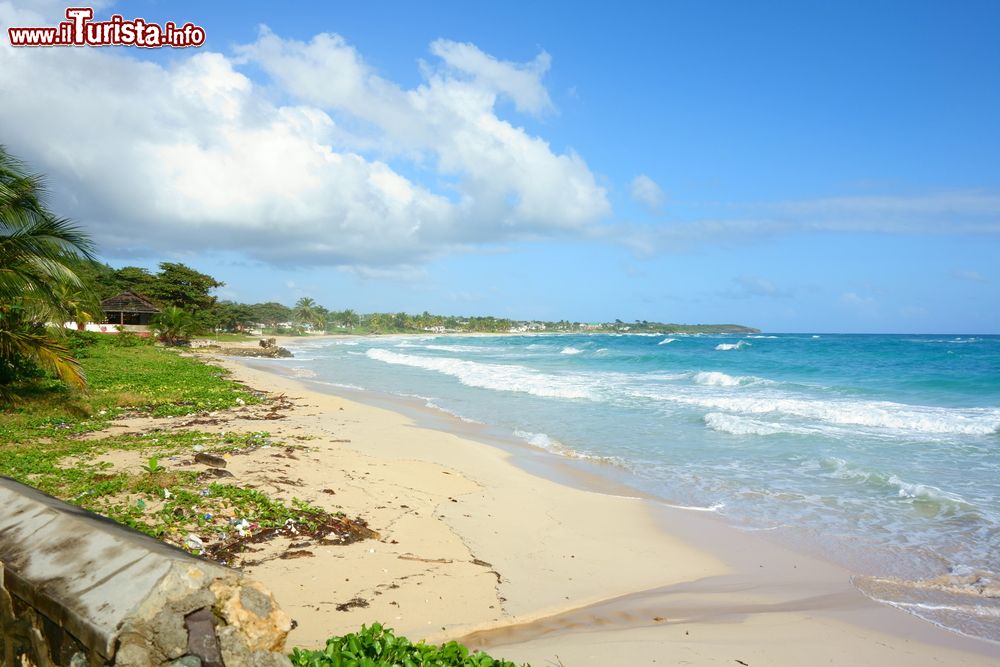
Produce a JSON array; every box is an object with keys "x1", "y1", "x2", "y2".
[{"x1": 278, "y1": 332, "x2": 1000, "y2": 640}]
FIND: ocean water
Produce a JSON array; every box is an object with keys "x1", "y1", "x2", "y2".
[{"x1": 276, "y1": 333, "x2": 1000, "y2": 640}]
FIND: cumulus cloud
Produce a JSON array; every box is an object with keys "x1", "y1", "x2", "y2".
[
  {"x1": 428, "y1": 39, "x2": 553, "y2": 115},
  {"x1": 0, "y1": 14, "x2": 609, "y2": 268},
  {"x1": 629, "y1": 174, "x2": 665, "y2": 212},
  {"x1": 723, "y1": 275, "x2": 791, "y2": 299}
]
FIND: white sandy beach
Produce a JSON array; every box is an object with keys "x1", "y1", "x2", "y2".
[{"x1": 104, "y1": 338, "x2": 1000, "y2": 665}]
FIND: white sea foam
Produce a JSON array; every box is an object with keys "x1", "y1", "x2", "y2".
[
  {"x1": 426, "y1": 344, "x2": 499, "y2": 353},
  {"x1": 822, "y1": 459, "x2": 974, "y2": 508},
  {"x1": 560, "y1": 346, "x2": 584, "y2": 355},
  {"x1": 424, "y1": 400, "x2": 481, "y2": 424},
  {"x1": 365, "y1": 349, "x2": 594, "y2": 399},
  {"x1": 314, "y1": 380, "x2": 366, "y2": 391},
  {"x1": 693, "y1": 371, "x2": 742, "y2": 387},
  {"x1": 513, "y1": 429, "x2": 558, "y2": 449},
  {"x1": 747, "y1": 335, "x2": 779, "y2": 339},
  {"x1": 703, "y1": 412, "x2": 791, "y2": 435},
  {"x1": 658, "y1": 338, "x2": 676, "y2": 345},
  {"x1": 512, "y1": 429, "x2": 621, "y2": 464},
  {"x1": 889, "y1": 476, "x2": 973, "y2": 507},
  {"x1": 715, "y1": 340, "x2": 750, "y2": 351},
  {"x1": 664, "y1": 501, "x2": 726, "y2": 512},
  {"x1": 663, "y1": 393, "x2": 1000, "y2": 436}
]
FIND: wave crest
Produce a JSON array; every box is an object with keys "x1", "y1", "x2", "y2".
[
  {"x1": 365, "y1": 349, "x2": 594, "y2": 399},
  {"x1": 715, "y1": 340, "x2": 750, "y2": 351}
]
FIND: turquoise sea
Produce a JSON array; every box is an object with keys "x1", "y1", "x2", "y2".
[{"x1": 272, "y1": 333, "x2": 1000, "y2": 640}]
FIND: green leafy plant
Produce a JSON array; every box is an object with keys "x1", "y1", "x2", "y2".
[
  {"x1": 151, "y1": 306, "x2": 197, "y2": 346},
  {"x1": 141, "y1": 456, "x2": 162, "y2": 474},
  {"x1": 289, "y1": 623, "x2": 527, "y2": 667}
]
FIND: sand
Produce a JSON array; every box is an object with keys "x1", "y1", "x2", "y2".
[{"x1": 114, "y1": 337, "x2": 1000, "y2": 665}]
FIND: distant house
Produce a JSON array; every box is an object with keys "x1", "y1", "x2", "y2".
[{"x1": 100, "y1": 291, "x2": 161, "y2": 327}]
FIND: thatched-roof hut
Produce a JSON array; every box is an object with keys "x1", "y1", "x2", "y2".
[{"x1": 100, "y1": 291, "x2": 161, "y2": 326}]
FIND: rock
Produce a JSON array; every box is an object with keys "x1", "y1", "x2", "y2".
[
  {"x1": 199, "y1": 468, "x2": 234, "y2": 479},
  {"x1": 167, "y1": 656, "x2": 202, "y2": 667},
  {"x1": 194, "y1": 452, "x2": 227, "y2": 468}
]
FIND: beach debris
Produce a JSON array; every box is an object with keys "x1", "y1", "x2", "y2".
[
  {"x1": 280, "y1": 550, "x2": 314, "y2": 560},
  {"x1": 231, "y1": 519, "x2": 251, "y2": 536},
  {"x1": 195, "y1": 452, "x2": 227, "y2": 468},
  {"x1": 334, "y1": 597, "x2": 369, "y2": 612},
  {"x1": 184, "y1": 534, "x2": 205, "y2": 551},
  {"x1": 653, "y1": 616, "x2": 665, "y2": 622},
  {"x1": 398, "y1": 553, "x2": 453, "y2": 564},
  {"x1": 206, "y1": 513, "x2": 377, "y2": 566},
  {"x1": 322, "y1": 488, "x2": 336, "y2": 495},
  {"x1": 470, "y1": 558, "x2": 492, "y2": 568},
  {"x1": 735, "y1": 661, "x2": 749, "y2": 666}
]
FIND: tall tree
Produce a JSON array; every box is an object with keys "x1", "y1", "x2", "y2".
[
  {"x1": 147, "y1": 262, "x2": 223, "y2": 312},
  {"x1": 111, "y1": 266, "x2": 157, "y2": 298},
  {"x1": 249, "y1": 302, "x2": 292, "y2": 329},
  {"x1": 293, "y1": 297, "x2": 324, "y2": 329}
]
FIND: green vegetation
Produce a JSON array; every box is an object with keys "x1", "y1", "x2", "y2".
[
  {"x1": 1, "y1": 145, "x2": 97, "y2": 402},
  {"x1": 151, "y1": 305, "x2": 198, "y2": 346},
  {"x1": 0, "y1": 333, "x2": 351, "y2": 558},
  {"x1": 290, "y1": 624, "x2": 527, "y2": 667}
]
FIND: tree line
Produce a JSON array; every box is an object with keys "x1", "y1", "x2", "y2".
[{"x1": 1, "y1": 144, "x2": 756, "y2": 402}]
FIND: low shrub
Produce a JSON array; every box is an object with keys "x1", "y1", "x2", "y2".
[{"x1": 289, "y1": 623, "x2": 527, "y2": 667}]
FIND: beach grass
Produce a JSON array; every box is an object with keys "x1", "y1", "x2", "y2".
[{"x1": 0, "y1": 334, "x2": 331, "y2": 549}]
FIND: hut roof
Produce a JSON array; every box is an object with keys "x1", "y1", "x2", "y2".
[{"x1": 100, "y1": 291, "x2": 161, "y2": 314}]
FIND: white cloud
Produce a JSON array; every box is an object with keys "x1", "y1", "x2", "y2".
[
  {"x1": 610, "y1": 190, "x2": 1000, "y2": 256},
  {"x1": 840, "y1": 292, "x2": 878, "y2": 311},
  {"x1": 724, "y1": 275, "x2": 790, "y2": 299},
  {"x1": 629, "y1": 174, "x2": 665, "y2": 212},
  {"x1": 429, "y1": 39, "x2": 553, "y2": 115},
  {"x1": 0, "y1": 16, "x2": 609, "y2": 268},
  {"x1": 953, "y1": 269, "x2": 988, "y2": 284}
]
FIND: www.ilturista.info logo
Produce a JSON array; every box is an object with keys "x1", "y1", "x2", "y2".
[{"x1": 7, "y1": 7, "x2": 206, "y2": 48}]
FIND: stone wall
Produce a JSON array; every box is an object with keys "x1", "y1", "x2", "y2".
[{"x1": 0, "y1": 477, "x2": 293, "y2": 666}]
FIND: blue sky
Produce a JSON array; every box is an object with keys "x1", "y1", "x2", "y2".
[{"x1": 2, "y1": 1, "x2": 998, "y2": 332}]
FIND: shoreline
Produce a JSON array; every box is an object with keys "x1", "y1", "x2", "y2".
[{"x1": 207, "y1": 342, "x2": 999, "y2": 664}]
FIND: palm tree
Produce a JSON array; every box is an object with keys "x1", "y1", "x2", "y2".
[
  {"x1": 0, "y1": 147, "x2": 95, "y2": 307},
  {"x1": 49, "y1": 280, "x2": 102, "y2": 331},
  {"x1": 293, "y1": 297, "x2": 324, "y2": 330},
  {"x1": 151, "y1": 306, "x2": 197, "y2": 346},
  {"x1": 1, "y1": 146, "x2": 95, "y2": 398}
]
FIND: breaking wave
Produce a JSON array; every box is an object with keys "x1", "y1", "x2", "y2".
[
  {"x1": 365, "y1": 349, "x2": 594, "y2": 400},
  {"x1": 665, "y1": 394, "x2": 1000, "y2": 436},
  {"x1": 715, "y1": 340, "x2": 750, "y2": 351}
]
